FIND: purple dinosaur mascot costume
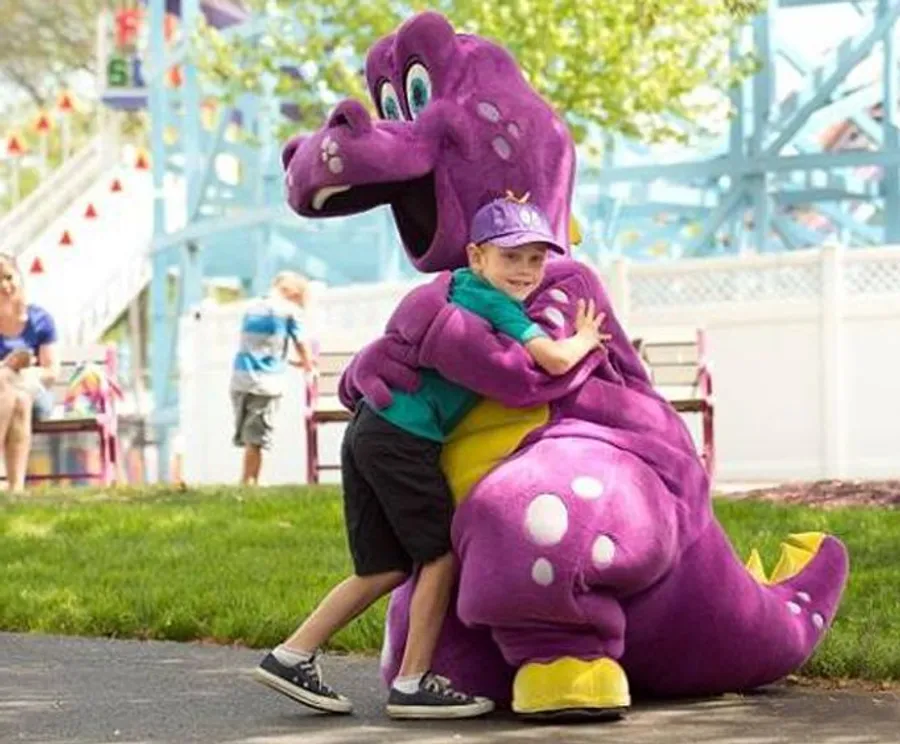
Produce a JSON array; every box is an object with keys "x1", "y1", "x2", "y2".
[{"x1": 282, "y1": 11, "x2": 849, "y2": 718}]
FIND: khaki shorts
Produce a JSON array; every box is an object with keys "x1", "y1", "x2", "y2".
[{"x1": 231, "y1": 391, "x2": 279, "y2": 449}]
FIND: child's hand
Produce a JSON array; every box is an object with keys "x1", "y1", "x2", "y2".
[{"x1": 574, "y1": 299, "x2": 613, "y2": 349}]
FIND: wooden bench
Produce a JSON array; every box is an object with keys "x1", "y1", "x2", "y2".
[
  {"x1": 305, "y1": 351, "x2": 354, "y2": 484},
  {"x1": 306, "y1": 332, "x2": 714, "y2": 483},
  {"x1": 632, "y1": 329, "x2": 715, "y2": 476},
  {"x1": 19, "y1": 344, "x2": 121, "y2": 486}
]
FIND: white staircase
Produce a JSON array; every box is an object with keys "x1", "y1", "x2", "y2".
[
  {"x1": 0, "y1": 130, "x2": 168, "y2": 345},
  {"x1": 1, "y1": 136, "x2": 115, "y2": 258},
  {"x1": 20, "y1": 164, "x2": 159, "y2": 345}
]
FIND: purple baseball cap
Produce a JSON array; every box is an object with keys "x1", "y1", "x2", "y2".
[{"x1": 470, "y1": 196, "x2": 567, "y2": 255}]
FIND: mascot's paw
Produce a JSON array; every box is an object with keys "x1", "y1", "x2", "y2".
[{"x1": 512, "y1": 656, "x2": 630, "y2": 721}]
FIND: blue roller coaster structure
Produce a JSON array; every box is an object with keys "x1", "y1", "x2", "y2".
[{"x1": 127, "y1": 0, "x2": 897, "y2": 478}]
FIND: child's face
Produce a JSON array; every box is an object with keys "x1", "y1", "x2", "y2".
[
  {"x1": 276, "y1": 282, "x2": 306, "y2": 307},
  {"x1": 468, "y1": 241, "x2": 549, "y2": 301}
]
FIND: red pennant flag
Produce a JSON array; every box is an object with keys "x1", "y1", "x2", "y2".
[
  {"x1": 111, "y1": 178, "x2": 123, "y2": 193},
  {"x1": 29, "y1": 257, "x2": 44, "y2": 274},
  {"x1": 60, "y1": 230, "x2": 73, "y2": 246},
  {"x1": 85, "y1": 203, "x2": 98, "y2": 219},
  {"x1": 135, "y1": 151, "x2": 150, "y2": 170},
  {"x1": 6, "y1": 134, "x2": 24, "y2": 157},
  {"x1": 58, "y1": 92, "x2": 74, "y2": 113},
  {"x1": 35, "y1": 114, "x2": 52, "y2": 134},
  {"x1": 167, "y1": 65, "x2": 183, "y2": 88}
]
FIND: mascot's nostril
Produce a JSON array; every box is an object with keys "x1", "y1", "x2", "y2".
[
  {"x1": 331, "y1": 113, "x2": 350, "y2": 129},
  {"x1": 327, "y1": 100, "x2": 373, "y2": 136},
  {"x1": 281, "y1": 138, "x2": 300, "y2": 170}
]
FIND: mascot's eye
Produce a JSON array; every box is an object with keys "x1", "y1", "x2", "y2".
[
  {"x1": 404, "y1": 62, "x2": 432, "y2": 119},
  {"x1": 379, "y1": 81, "x2": 404, "y2": 121}
]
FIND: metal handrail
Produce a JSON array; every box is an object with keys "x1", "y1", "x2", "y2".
[
  {"x1": 0, "y1": 136, "x2": 117, "y2": 258},
  {"x1": 61, "y1": 247, "x2": 152, "y2": 345}
]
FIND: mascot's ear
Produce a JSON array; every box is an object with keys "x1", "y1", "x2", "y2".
[{"x1": 569, "y1": 215, "x2": 582, "y2": 246}]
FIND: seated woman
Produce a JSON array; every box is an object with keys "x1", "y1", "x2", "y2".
[{"x1": 0, "y1": 254, "x2": 60, "y2": 491}]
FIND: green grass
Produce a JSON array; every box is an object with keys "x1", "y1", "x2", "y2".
[
  {"x1": 1, "y1": 486, "x2": 898, "y2": 682},
  {"x1": 0, "y1": 485, "x2": 383, "y2": 653},
  {"x1": 714, "y1": 499, "x2": 900, "y2": 681}
]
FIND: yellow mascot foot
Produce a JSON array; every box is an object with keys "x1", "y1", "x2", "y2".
[{"x1": 512, "y1": 656, "x2": 631, "y2": 720}]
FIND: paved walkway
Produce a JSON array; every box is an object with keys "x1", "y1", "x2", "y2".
[{"x1": 2, "y1": 632, "x2": 898, "y2": 743}]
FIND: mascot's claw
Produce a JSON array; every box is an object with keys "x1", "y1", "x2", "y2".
[{"x1": 512, "y1": 657, "x2": 631, "y2": 720}]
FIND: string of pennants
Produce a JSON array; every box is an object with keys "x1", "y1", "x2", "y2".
[
  {"x1": 7, "y1": 97, "x2": 222, "y2": 160},
  {"x1": 5, "y1": 92, "x2": 76, "y2": 160},
  {"x1": 28, "y1": 148, "x2": 150, "y2": 276}
]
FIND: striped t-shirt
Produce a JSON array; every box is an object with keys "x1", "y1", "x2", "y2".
[{"x1": 230, "y1": 294, "x2": 303, "y2": 397}]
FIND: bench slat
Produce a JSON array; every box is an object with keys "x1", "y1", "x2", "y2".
[
  {"x1": 34, "y1": 418, "x2": 102, "y2": 433},
  {"x1": 643, "y1": 343, "x2": 700, "y2": 365},
  {"x1": 650, "y1": 365, "x2": 700, "y2": 387},
  {"x1": 317, "y1": 352, "x2": 354, "y2": 374},
  {"x1": 670, "y1": 399, "x2": 709, "y2": 414},
  {"x1": 314, "y1": 375, "x2": 343, "y2": 397}
]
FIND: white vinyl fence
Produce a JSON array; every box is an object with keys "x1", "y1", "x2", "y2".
[{"x1": 180, "y1": 246, "x2": 900, "y2": 484}]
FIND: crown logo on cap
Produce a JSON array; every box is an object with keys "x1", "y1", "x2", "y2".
[{"x1": 504, "y1": 190, "x2": 531, "y2": 204}]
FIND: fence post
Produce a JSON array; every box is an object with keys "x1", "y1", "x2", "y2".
[
  {"x1": 607, "y1": 257, "x2": 631, "y2": 328},
  {"x1": 820, "y1": 243, "x2": 846, "y2": 478}
]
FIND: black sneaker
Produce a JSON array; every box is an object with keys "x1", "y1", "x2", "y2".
[
  {"x1": 386, "y1": 672, "x2": 494, "y2": 719},
  {"x1": 253, "y1": 651, "x2": 352, "y2": 714}
]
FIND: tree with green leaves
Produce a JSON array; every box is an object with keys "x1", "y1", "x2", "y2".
[
  {"x1": 0, "y1": 0, "x2": 102, "y2": 109},
  {"x1": 194, "y1": 0, "x2": 764, "y2": 146}
]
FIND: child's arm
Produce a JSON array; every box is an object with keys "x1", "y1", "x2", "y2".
[
  {"x1": 290, "y1": 337, "x2": 315, "y2": 372},
  {"x1": 525, "y1": 299, "x2": 610, "y2": 376},
  {"x1": 286, "y1": 312, "x2": 316, "y2": 373}
]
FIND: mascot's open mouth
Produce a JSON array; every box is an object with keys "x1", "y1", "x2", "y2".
[{"x1": 309, "y1": 172, "x2": 437, "y2": 260}]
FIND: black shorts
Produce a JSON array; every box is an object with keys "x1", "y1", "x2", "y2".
[{"x1": 341, "y1": 403, "x2": 454, "y2": 576}]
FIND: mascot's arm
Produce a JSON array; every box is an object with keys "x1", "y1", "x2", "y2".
[
  {"x1": 338, "y1": 270, "x2": 604, "y2": 410},
  {"x1": 337, "y1": 335, "x2": 421, "y2": 410},
  {"x1": 417, "y1": 302, "x2": 603, "y2": 407},
  {"x1": 337, "y1": 274, "x2": 453, "y2": 410}
]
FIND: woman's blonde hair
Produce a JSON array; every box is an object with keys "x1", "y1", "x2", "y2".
[
  {"x1": 0, "y1": 252, "x2": 20, "y2": 272},
  {"x1": 0, "y1": 253, "x2": 25, "y2": 310}
]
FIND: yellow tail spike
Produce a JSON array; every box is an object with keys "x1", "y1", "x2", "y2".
[
  {"x1": 769, "y1": 542, "x2": 814, "y2": 584},
  {"x1": 745, "y1": 548, "x2": 769, "y2": 584},
  {"x1": 569, "y1": 215, "x2": 582, "y2": 246},
  {"x1": 787, "y1": 532, "x2": 825, "y2": 553}
]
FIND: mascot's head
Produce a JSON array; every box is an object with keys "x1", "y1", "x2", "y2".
[{"x1": 282, "y1": 11, "x2": 576, "y2": 272}]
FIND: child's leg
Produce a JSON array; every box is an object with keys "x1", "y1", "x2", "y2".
[
  {"x1": 282, "y1": 571, "x2": 407, "y2": 654},
  {"x1": 241, "y1": 444, "x2": 262, "y2": 485},
  {"x1": 397, "y1": 551, "x2": 455, "y2": 676},
  {"x1": 255, "y1": 405, "x2": 412, "y2": 713},
  {"x1": 237, "y1": 394, "x2": 277, "y2": 485},
  {"x1": 231, "y1": 392, "x2": 244, "y2": 460},
  {"x1": 349, "y1": 406, "x2": 493, "y2": 718}
]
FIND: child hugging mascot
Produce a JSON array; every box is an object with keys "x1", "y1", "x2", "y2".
[{"x1": 282, "y1": 11, "x2": 849, "y2": 719}]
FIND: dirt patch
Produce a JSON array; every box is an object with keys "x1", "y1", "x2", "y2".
[
  {"x1": 785, "y1": 675, "x2": 900, "y2": 693},
  {"x1": 739, "y1": 480, "x2": 900, "y2": 509}
]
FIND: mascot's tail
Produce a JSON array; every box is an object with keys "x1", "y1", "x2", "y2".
[
  {"x1": 624, "y1": 522, "x2": 849, "y2": 697},
  {"x1": 740, "y1": 530, "x2": 849, "y2": 666}
]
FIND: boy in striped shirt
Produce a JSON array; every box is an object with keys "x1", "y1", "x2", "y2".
[{"x1": 230, "y1": 271, "x2": 313, "y2": 485}]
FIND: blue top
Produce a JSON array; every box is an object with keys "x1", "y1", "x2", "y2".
[
  {"x1": 0, "y1": 304, "x2": 57, "y2": 360},
  {"x1": 230, "y1": 293, "x2": 304, "y2": 397}
]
